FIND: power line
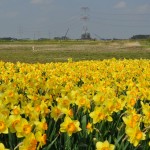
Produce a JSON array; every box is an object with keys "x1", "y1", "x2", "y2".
[
  {"x1": 91, "y1": 16, "x2": 150, "y2": 22},
  {"x1": 91, "y1": 19, "x2": 150, "y2": 28},
  {"x1": 91, "y1": 10, "x2": 150, "y2": 16}
]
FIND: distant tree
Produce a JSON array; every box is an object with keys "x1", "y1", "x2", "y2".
[
  {"x1": 131, "y1": 35, "x2": 150, "y2": 39},
  {"x1": 54, "y1": 37, "x2": 61, "y2": 40},
  {"x1": 81, "y1": 32, "x2": 91, "y2": 40},
  {"x1": 54, "y1": 36, "x2": 69, "y2": 40},
  {"x1": 61, "y1": 36, "x2": 69, "y2": 40},
  {"x1": 0, "y1": 37, "x2": 17, "y2": 41}
]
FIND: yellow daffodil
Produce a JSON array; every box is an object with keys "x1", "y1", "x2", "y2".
[
  {"x1": 0, "y1": 143, "x2": 9, "y2": 150},
  {"x1": 11, "y1": 105, "x2": 21, "y2": 115},
  {"x1": 8, "y1": 114, "x2": 21, "y2": 133},
  {"x1": 141, "y1": 102, "x2": 150, "y2": 127},
  {"x1": 15, "y1": 118, "x2": 32, "y2": 138},
  {"x1": 122, "y1": 110, "x2": 141, "y2": 128},
  {"x1": 19, "y1": 133, "x2": 37, "y2": 150},
  {"x1": 75, "y1": 95, "x2": 91, "y2": 110},
  {"x1": 35, "y1": 131, "x2": 47, "y2": 149},
  {"x1": 96, "y1": 140, "x2": 115, "y2": 150},
  {"x1": 89, "y1": 106, "x2": 112, "y2": 124},
  {"x1": 0, "y1": 114, "x2": 8, "y2": 134},
  {"x1": 56, "y1": 96, "x2": 70, "y2": 109},
  {"x1": 50, "y1": 106, "x2": 63, "y2": 121},
  {"x1": 60, "y1": 116, "x2": 81, "y2": 136},
  {"x1": 86, "y1": 122, "x2": 93, "y2": 134},
  {"x1": 125, "y1": 126, "x2": 146, "y2": 147},
  {"x1": 34, "y1": 120, "x2": 48, "y2": 133},
  {"x1": 0, "y1": 59, "x2": 150, "y2": 149},
  {"x1": 93, "y1": 92, "x2": 105, "y2": 105}
]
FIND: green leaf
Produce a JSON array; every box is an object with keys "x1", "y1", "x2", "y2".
[
  {"x1": 43, "y1": 134, "x2": 59, "y2": 150},
  {"x1": 122, "y1": 141, "x2": 130, "y2": 150},
  {"x1": 81, "y1": 115, "x2": 87, "y2": 131},
  {"x1": 8, "y1": 130, "x2": 17, "y2": 149},
  {"x1": 114, "y1": 134, "x2": 125, "y2": 146},
  {"x1": 64, "y1": 134, "x2": 72, "y2": 150}
]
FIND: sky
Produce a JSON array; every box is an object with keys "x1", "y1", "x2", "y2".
[{"x1": 0, "y1": 0, "x2": 150, "y2": 39}]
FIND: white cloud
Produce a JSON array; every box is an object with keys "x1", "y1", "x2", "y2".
[
  {"x1": 114, "y1": 1, "x2": 127, "y2": 9},
  {"x1": 136, "y1": 4, "x2": 150, "y2": 13},
  {"x1": 31, "y1": 0, "x2": 54, "y2": 4}
]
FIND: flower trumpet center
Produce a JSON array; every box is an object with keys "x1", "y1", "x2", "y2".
[
  {"x1": 136, "y1": 131, "x2": 142, "y2": 140},
  {"x1": 98, "y1": 113, "x2": 105, "y2": 120},
  {"x1": 67, "y1": 123, "x2": 76, "y2": 133},
  {"x1": 13, "y1": 108, "x2": 19, "y2": 115},
  {"x1": 55, "y1": 108, "x2": 61, "y2": 116},
  {"x1": 0, "y1": 121, "x2": 5, "y2": 131},
  {"x1": 79, "y1": 99, "x2": 86, "y2": 105},
  {"x1": 12, "y1": 120, "x2": 20, "y2": 129},
  {"x1": 42, "y1": 123, "x2": 48, "y2": 130},
  {"x1": 27, "y1": 140, "x2": 37, "y2": 150},
  {"x1": 130, "y1": 98, "x2": 136, "y2": 106},
  {"x1": 86, "y1": 123, "x2": 92, "y2": 129},
  {"x1": 9, "y1": 92, "x2": 14, "y2": 97},
  {"x1": 23, "y1": 124, "x2": 31, "y2": 135},
  {"x1": 41, "y1": 134, "x2": 47, "y2": 144},
  {"x1": 102, "y1": 147, "x2": 109, "y2": 150}
]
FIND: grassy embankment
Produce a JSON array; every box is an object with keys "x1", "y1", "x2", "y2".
[{"x1": 0, "y1": 39, "x2": 150, "y2": 63}]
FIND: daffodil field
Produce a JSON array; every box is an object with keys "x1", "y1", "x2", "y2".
[{"x1": 0, "y1": 58, "x2": 150, "y2": 150}]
